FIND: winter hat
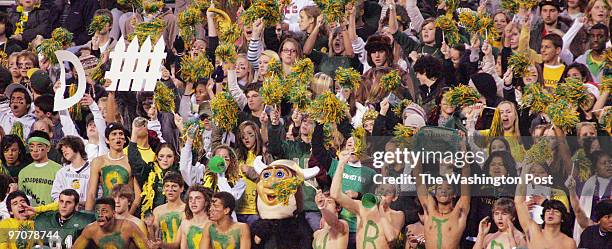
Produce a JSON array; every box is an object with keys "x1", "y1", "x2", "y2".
[
  {"x1": 402, "y1": 102, "x2": 426, "y2": 120},
  {"x1": 403, "y1": 113, "x2": 426, "y2": 128}
]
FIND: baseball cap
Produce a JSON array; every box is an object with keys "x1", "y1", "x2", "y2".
[
  {"x1": 4, "y1": 83, "x2": 32, "y2": 100},
  {"x1": 29, "y1": 69, "x2": 53, "y2": 95}
]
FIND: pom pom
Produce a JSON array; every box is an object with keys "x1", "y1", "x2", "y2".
[
  {"x1": 362, "y1": 109, "x2": 378, "y2": 123},
  {"x1": 266, "y1": 58, "x2": 283, "y2": 77},
  {"x1": 380, "y1": 69, "x2": 401, "y2": 91},
  {"x1": 445, "y1": 0, "x2": 459, "y2": 12},
  {"x1": 443, "y1": 85, "x2": 481, "y2": 107},
  {"x1": 393, "y1": 99, "x2": 413, "y2": 117},
  {"x1": 260, "y1": 75, "x2": 285, "y2": 105},
  {"x1": 272, "y1": 177, "x2": 303, "y2": 205},
  {"x1": 154, "y1": 82, "x2": 176, "y2": 113},
  {"x1": 435, "y1": 13, "x2": 460, "y2": 46},
  {"x1": 37, "y1": 40, "x2": 62, "y2": 64},
  {"x1": 307, "y1": 92, "x2": 349, "y2": 124},
  {"x1": 458, "y1": 11, "x2": 479, "y2": 33},
  {"x1": 501, "y1": 0, "x2": 539, "y2": 14},
  {"x1": 572, "y1": 149, "x2": 593, "y2": 183},
  {"x1": 393, "y1": 123, "x2": 416, "y2": 138},
  {"x1": 524, "y1": 138, "x2": 553, "y2": 166},
  {"x1": 128, "y1": 18, "x2": 165, "y2": 44},
  {"x1": 88, "y1": 15, "x2": 111, "y2": 35},
  {"x1": 68, "y1": 83, "x2": 82, "y2": 121},
  {"x1": 0, "y1": 50, "x2": 7, "y2": 68},
  {"x1": 508, "y1": 52, "x2": 531, "y2": 77},
  {"x1": 334, "y1": 67, "x2": 361, "y2": 90},
  {"x1": 210, "y1": 91, "x2": 240, "y2": 131},
  {"x1": 143, "y1": 0, "x2": 164, "y2": 13},
  {"x1": 605, "y1": 47, "x2": 612, "y2": 69},
  {"x1": 554, "y1": 78, "x2": 589, "y2": 106},
  {"x1": 117, "y1": 0, "x2": 143, "y2": 11},
  {"x1": 601, "y1": 75, "x2": 611, "y2": 92},
  {"x1": 286, "y1": 58, "x2": 315, "y2": 88},
  {"x1": 215, "y1": 42, "x2": 237, "y2": 64},
  {"x1": 352, "y1": 126, "x2": 367, "y2": 157},
  {"x1": 180, "y1": 53, "x2": 214, "y2": 84},
  {"x1": 520, "y1": 84, "x2": 553, "y2": 113},
  {"x1": 600, "y1": 107, "x2": 612, "y2": 135},
  {"x1": 289, "y1": 84, "x2": 312, "y2": 110},
  {"x1": 208, "y1": 7, "x2": 241, "y2": 44},
  {"x1": 51, "y1": 27, "x2": 73, "y2": 46},
  {"x1": 546, "y1": 99, "x2": 579, "y2": 132},
  {"x1": 242, "y1": 0, "x2": 283, "y2": 26},
  {"x1": 178, "y1": 7, "x2": 203, "y2": 43},
  {"x1": 315, "y1": 0, "x2": 351, "y2": 24}
]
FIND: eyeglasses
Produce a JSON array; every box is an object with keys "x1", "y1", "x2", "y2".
[{"x1": 282, "y1": 49, "x2": 297, "y2": 54}]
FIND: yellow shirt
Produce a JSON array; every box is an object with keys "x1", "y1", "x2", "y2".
[
  {"x1": 124, "y1": 145, "x2": 156, "y2": 164},
  {"x1": 543, "y1": 64, "x2": 565, "y2": 89},
  {"x1": 236, "y1": 151, "x2": 258, "y2": 215}
]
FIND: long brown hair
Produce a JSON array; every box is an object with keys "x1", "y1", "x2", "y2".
[
  {"x1": 184, "y1": 185, "x2": 212, "y2": 219},
  {"x1": 212, "y1": 145, "x2": 240, "y2": 183},
  {"x1": 236, "y1": 121, "x2": 264, "y2": 161}
]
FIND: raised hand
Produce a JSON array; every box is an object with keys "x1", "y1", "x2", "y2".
[{"x1": 478, "y1": 216, "x2": 491, "y2": 235}]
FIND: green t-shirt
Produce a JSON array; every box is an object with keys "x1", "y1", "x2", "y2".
[
  {"x1": 18, "y1": 160, "x2": 61, "y2": 206},
  {"x1": 34, "y1": 211, "x2": 95, "y2": 247},
  {"x1": 327, "y1": 159, "x2": 377, "y2": 233}
]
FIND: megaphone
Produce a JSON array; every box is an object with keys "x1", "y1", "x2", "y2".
[
  {"x1": 208, "y1": 155, "x2": 227, "y2": 174},
  {"x1": 361, "y1": 193, "x2": 380, "y2": 209}
]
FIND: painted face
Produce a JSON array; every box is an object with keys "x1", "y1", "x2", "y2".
[
  {"x1": 595, "y1": 154, "x2": 612, "y2": 178},
  {"x1": 29, "y1": 141, "x2": 49, "y2": 162},
  {"x1": 163, "y1": 181, "x2": 183, "y2": 201},
  {"x1": 240, "y1": 124, "x2": 257, "y2": 150},
  {"x1": 492, "y1": 208, "x2": 513, "y2": 231},
  {"x1": 9, "y1": 196, "x2": 29, "y2": 220},
  {"x1": 17, "y1": 57, "x2": 33, "y2": 77},
  {"x1": 58, "y1": 194, "x2": 77, "y2": 219},
  {"x1": 543, "y1": 208, "x2": 563, "y2": 225},
  {"x1": 157, "y1": 147, "x2": 175, "y2": 169},
  {"x1": 590, "y1": 0, "x2": 609, "y2": 23},
  {"x1": 95, "y1": 204, "x2": 115, "y2": 228},
  {"x1": 488, "y1": 156, "x2": 508, "y2": 177},
  {"x1": 332, "y1": 33, "x2": 345, "y2": 55},
  {"x1": 208, "y1": 198, "x2": 227, "y2": 221},
  {"x1": 523, "y1": 65, "x2": 538, "y2": 85},
  {"x1": 257, "y1": 166, "x2": 295, "y2": 206},
  {"x1": 106, "y1": 129, "x2": 126, "y2": 151},
  {"x1": 188, "y1": 191, "x2": 206, "y2": 215},
  {"x1": 235, "y1": 57, "x2": 249, "y2": 80},
  {"x1": 3, "y1": 143, "x2": 20, "y2": 165},
  {"x1": 10, "y1": 92, "x2": 28, "y2": 118},
  {"x1": 434, "y1": 182, "x2": 454, "y2": 205},
  {"x1": 113, "y1": 195, "x2": 130, "y2": 215}
]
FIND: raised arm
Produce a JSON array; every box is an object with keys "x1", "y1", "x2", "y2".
[
  {"x1": 179, "y1": 137, "x2": 205, "y2": 186},
  {"x1": 329, "y1": 151, "x2": 361, "y2": 214},
  {"x1": 514, "y1": 164, "x2": 536, "y2": 235},
  {"x1": 405, "y1": 0, "x2": 424, "y2": 33},
  {"x1": 566, "y1": 177, "x2": 593, "y2": 229},
  {"x1": 247, "y1": 18, "x2": 265, "y2": 70},
  {"x1": 303, "y1": 16, "x2": 324, "y2": 55},
  {"x1": 227, "y1": 68, "x2": 247, "y2": 110},
  {"x1": 85, "y1": 158, "x2": 101, "y2": 211},
  {"x1": 455, "y1": 139, "x2": 472, "y2": 211},
  {"x1": 315, "y1": 190, "x2": 348, "y2": 235}
]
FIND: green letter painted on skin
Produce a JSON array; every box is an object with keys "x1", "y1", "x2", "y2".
[
  {"x1": 431, "y1": 217, "x2": 448, "y2": 249},
  {"x1": 490, "y1": 240, "x2": 505, "y2": 249},
  {"x1": 362, "y1": 220, "x2": 379, "y2": 249},
  {"x1": 160, "y1": 212, "x2": 182, "y2": 243},
  {"x1": 99, "y1": 232, "x2": 125, "y2": 249},
  {"x1": 187, "y1": 225, "x2": 203, "y2": 249},
  {"x1": 209, "y1": 225, "x2": 241, "y2": 249}
]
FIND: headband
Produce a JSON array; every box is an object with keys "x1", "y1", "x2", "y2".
[{"x1": 28, "y1": 136, "x2": 50, "y2": 146}]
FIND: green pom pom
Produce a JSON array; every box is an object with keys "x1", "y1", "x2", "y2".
[
  {"x1": 210, "y1": 91, "x2": 240, "y2": 131},
  {"x1": 554, "y1": 78, "x2": 589, "y2": 106},
  {"x1": 334, "y1": 67, "x2": 361, "y2": 90},
  {"x1": 37, "y1": 40, "x2": 62, "y2": 64},
  {"x1": 178, "y1": 7, "x2": 203, "y2": 42},
  {"x1": 241, "y1": 0, "x2": 283, "y2": 26},
  {"x1": 117, "y1": 0, "x2": 143, "y2": 11},
  {"x1": 601, "y1": 75, "x2": 611, "y2": 92},
  {"x1": 352, "y1": 126, "x2": 367, "y2": 157},
  {"x1": 546, "y1": 99, "x2": 579, "y2": 132},
  {"x1": 143, "y1": 0, "x2": 164, "y2": 13},
  {"x1": 289, "y1": 84, "x2": 312, "y2": 110},
  {"x1": 508, "y1": 52, "x2": 531, "y2": 77},
  {"x1": 393, "y1": 99, "x2": 413, "y2": 117},
  {"x1": 88, "y1": 15, "x2": 111, "y2": 35},
  {"x1": 286, "y1": 58, "x2": 315, "y2": 88},
  {"x1": 128, "y1": 18, "x2": 165, "y2": 44},
  {"x1": 381, "y1": 69, "x2": 401, "y2": 91},
  {"x1": 458, "y1": 11, "x2": 479, "y2": 33},
  {"x1": 266, "y1": 58, "x2": 283, "y2": 78},
  {"x1": 215, "y1": 42, "x2": 237, "y2": 64},
  {"x1": 260, "y1": 75, "x2": 285, "y2": 105},
  {"x1": 520, "y1": 84, "x2": 553, "y2": 113},
  {"x1": 443, "y1": 85, "x2": 481, "y2": 107},
  {"x1": 600, "y1": 107, "x2": 612, "y2": 134},
  {"x1": 180, "y1": 53, "x2": 214, "y2": 84},
  {"x1": 307, "y1": 92, "x2": 349, "y2": 124},
  {"x1": 154, "y1": 82, "x2": 175, "y2": 113},
  {"x1": 315, "y1": 0, "x2": 351, "y2": 24},
  {"x1": 435, "y1": 13, "x2": 460, "y2": 46},
  {"x1": 51, "y1": 28, "x2": 73, "y2": 46},
  {"x1": 524, "y1": 138, "x2": 553, "y2": 166}
]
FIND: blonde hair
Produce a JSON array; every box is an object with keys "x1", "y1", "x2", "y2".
[
  {"x1": 586, "y1": 0, "x2": 611, "y2": 26},
  {"x1": 261, "y1": 50, "x2": 280, "y2": 62},
  {"x1": 236, "y1": 54, "x2": 254, "y2": 85},
  {"x1": 497, "y1": 101, "x2": 520, "y2": 138},
  {"x1": 311, "y1": 72, "x2": 333, "y2": 97}
]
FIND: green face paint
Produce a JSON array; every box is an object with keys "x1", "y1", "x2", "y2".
[
  {"x1": 209, "y1": 224, "x2": 241, "y2": 249},
  {"x1": 160, "y1": 211, "x2": 182, "y2": 243},
  {"x1": 312, "y1": 231, "x2": 329, "y2": 249},
  {"x1": 431, "y1": 217, "x2": 448, "y2": 249},
  {"x1": 490, "y1": 240, "x2": 505, "y2": 249},
  {"x1": 362, "y1": 220, "x2": 379, "y2": 249},
  {"x1": 98, "y1": 232, "x2": 125, "y2": 249},
  {"x1": 186, "y1": 225, "x2": 203, "y2": 249}
]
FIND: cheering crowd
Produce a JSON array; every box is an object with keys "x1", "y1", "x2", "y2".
[{"x1": 0, "y1": 0, "x2": 611, "y2": 248}]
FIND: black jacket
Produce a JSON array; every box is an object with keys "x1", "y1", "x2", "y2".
[
  {"x1": 7, "y1": 7, "x2": 51, "y2": 44},
  {"x1": 51, "y1": 0, "x2": 100, "y2": 45}
]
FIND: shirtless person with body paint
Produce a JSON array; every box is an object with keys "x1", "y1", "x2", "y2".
[
  {"x1": 313, "y1": 190, "x2": 349, "y2": 249},
  {"x1": 73, "y1": 197, "x2": 150, "y2": 249},
  {"x1": 200, "y1": 191, "x2": 251, "y2": 249},
  {"x1": 85, "y1": 122, "x2": 141, "y2": 214},
  {"x1": 413, "y1": 140, "x2": 471, "y2": 249},
  {"x1": 150, "y1": 171, "x2": 186, "y2": 248},
  {"x1": 473, "y1": 198, "x2": 527, "y2": 249},
  {"x1": 179, "y1": 185, "x2": 211, "y2": 249},
  {"x1": 331, "y1": 150, "x2": 405, "y2": 249},
  {"x1": 515, "y1": 163, "x2": 576, "y2": 249}
]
